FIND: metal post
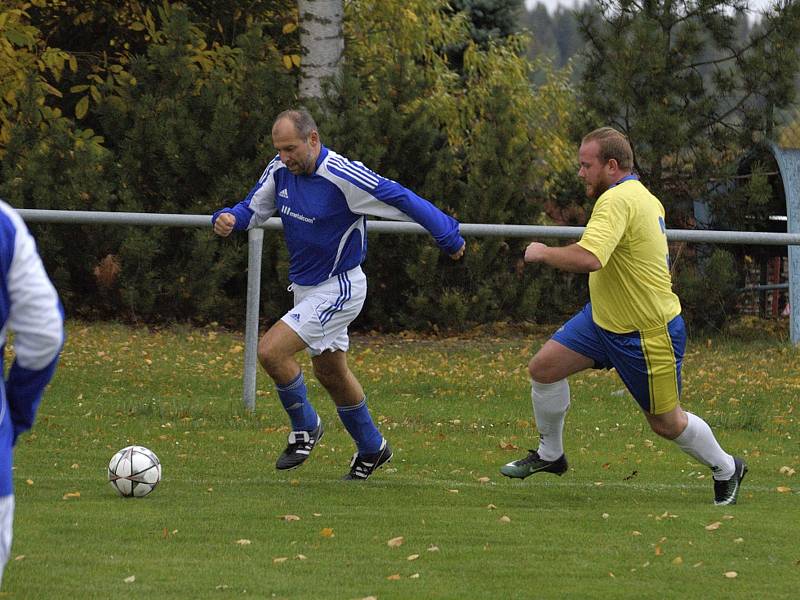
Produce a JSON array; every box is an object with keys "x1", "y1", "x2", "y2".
[
  {"x1": 243, "y1": 228, "x2": 264, "y2": 411},
  {"x1": 770, "y1": 143, "x2": 800, "y2": 344}
]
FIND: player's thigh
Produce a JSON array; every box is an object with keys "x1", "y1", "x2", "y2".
[
  {"x1": 529, "y1": 339, "x2": 595, "y2": 383},
  {"x1": 258, "y1": 320, "x2": 307, "y2": 362}
]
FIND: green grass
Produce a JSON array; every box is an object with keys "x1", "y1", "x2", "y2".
[{"x1": 3, "y1": 321, "x2": 799, "y2": 599}]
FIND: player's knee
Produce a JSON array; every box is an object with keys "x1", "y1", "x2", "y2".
[
  {"x1": 257, "y1": 338, "x2": 281, "y2": 376},
  {"x1": 647, "y1": 417, "x2": 681, "y2": 440},
  {"x1": 528, "y1": 356, "x2": 559, "y2": 384}
]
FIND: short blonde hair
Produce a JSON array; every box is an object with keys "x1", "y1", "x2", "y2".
[{"x1": 582, "y1": 127, "x2": 633, "y2": 171}]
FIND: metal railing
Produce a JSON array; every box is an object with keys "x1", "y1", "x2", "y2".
[{"x1": 16, "y1": 208, "x2": 800, "y2": 410}]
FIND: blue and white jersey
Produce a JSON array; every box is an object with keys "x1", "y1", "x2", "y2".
[
  {"x1": 0, "y1": 201, "x2": 64, "y2": 496},
  {"x1": 212, "y1": 147, "x2": 465, "y2": 285}
]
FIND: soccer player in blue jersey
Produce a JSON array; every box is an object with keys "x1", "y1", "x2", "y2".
[
  {"x1": 500, "y1": 127, "x2": 747, "y2": 505},
  {"x1": 213, "y1": 109, "x2": 465, "y2": 480},
  {"x1": 0, "y1": 201, "x2": 64, "y2": 587}
]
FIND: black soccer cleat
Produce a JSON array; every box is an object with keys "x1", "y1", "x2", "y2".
[
  {"x1": 275, "y1": 417, "x2": 324, "y2": 470},
  {"x1": 342, "y1": 439, "x2": 393, "y2": 480},
  {"x1": 500, "y1": 450, "x2": 568, "y2": 479},
  {"x1": 713, "y1": 456, "x2": 748, "y2": 506}
]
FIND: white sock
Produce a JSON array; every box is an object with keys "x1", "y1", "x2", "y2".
[
  {"x1": 532, "y1": 379, "x2": 570, "y2": 461},
  {"x1": 673, "y1": 412, "x2": 735, "y2": 480}
]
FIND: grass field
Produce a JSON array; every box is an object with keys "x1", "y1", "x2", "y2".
[{"x1": 2, "y1": 320, "x2": 799, "y2": 599}]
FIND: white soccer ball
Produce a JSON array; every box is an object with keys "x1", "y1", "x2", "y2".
[{"x1": 108, "y1": 445, "x2": 162, "y2": 497}]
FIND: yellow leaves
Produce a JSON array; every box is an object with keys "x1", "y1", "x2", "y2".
[
  {"x1": 234, "y1": 539, "x2": 251, "y2": 546},
  {"x1": 282, "y1": 54, "x2": 301, "y2": 70},
  {"x1": 62, "y1": 491, "x2": 81, "y2": 500},
  {"x1": 123, "y1": 575, "x2": 135, "y2": 583},
  {"x1": 320, "y1": 528, "x2": 335, "y2": 538},
  {"x1": 499, "y1": 516, "x2": 511, "y2": 523},
  {"x1": 282, "y1": 22, "x2": 298, "y2": 34},
  {"x1": 705, "y1": 521, "x2": 722, "y2": 531},
  {"x1": 776, "y1": 486, "x2": 792, "y2": 493},
  {"x1": 280, "y1": 514, "x2": 301, "y2": 522},
  {"x1": 75, "y1": 96, "x2": 89, "y2": 120},
  {"x1": 724, "y1": 571, "x2": 738, "y2": 578},
  {"x1": 387, "y1": 536, "x2": 404, "y2": 548}
]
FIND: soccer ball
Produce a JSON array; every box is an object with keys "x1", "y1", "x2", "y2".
[{"x1": 108, "y1": 445, "x2": 162, "y2": 497}]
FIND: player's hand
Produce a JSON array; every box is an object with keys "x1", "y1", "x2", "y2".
[
  {"x1": 449, "y1": 241, "x2": 466, "y2": 261},
  {"x1": 213, "y1": 212, "x2": 236, "y2": 237},
  {"x1": 523, "y1": 242, "x2": 549, "y2": 264}
]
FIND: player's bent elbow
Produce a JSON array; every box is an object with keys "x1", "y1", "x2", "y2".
[{"x1": 586, "y1": 256, "x2": 602, "y2": 272}]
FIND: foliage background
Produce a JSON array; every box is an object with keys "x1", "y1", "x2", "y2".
[{"x1": 1, "y1": 0, "x2": 798, "y2": 332}]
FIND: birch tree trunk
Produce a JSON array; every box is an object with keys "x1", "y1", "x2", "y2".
[{"x1": 297, "y1": 0, "x2": 344, "y2": 101}]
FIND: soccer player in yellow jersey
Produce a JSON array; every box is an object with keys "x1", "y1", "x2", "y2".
[{"x1": 500, "y1": 127, "x2": 747, "y2": 505}]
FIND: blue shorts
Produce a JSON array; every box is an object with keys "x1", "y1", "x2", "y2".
[{"x1": 552, "y1": 303, "x2": 686, "y2": 415}]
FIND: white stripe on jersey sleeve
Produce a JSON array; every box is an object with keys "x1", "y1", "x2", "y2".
[
  {"x1": 321, "y1": 152, "x2": 411, "y2": 221},
  {"x1": 245, "y1": 156, "x2": 280, "y2": 228},
  {"x1": 327, "y1": 155, "x2": 380, "y2": 190}
]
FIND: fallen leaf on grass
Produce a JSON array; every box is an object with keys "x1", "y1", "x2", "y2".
[
  {"x1": 321, "y1": 528, "x2": 335, "y2": 538},
  {"x1": 280, "y1": 514, "x2": 301, "y2": 521},
  {"x1": 273, "y1": 557, "x2": 288, "y2": 564},
  {"x1": 779, "y1": 466, "x2": 796, "y2": 476},
  {"x1": 295, "y1": 554, "x2": 308, "y2": 560},
  {"x1": 499, "y1": 516, "x2": 511, "y2": 523},
  {"x1": 776, "y1": 486, "x2": 792, "y2": 493},
  {"x1": 427, "y1": 545, "x2": 440, "y2": 552},
  {"x1": 409, "y1": 573, "x2": 420, "y2": 579},
  {"x1": 387, "y1": 574, "x2": 401, "y2": 581},
  {"x1": 724, "y1": 571, "x2": 738, "y2": 578},
  {"x1": 499, "y1": 440, "x2": 518, "y2": 450},
  {"x1": 62, "y1": 491, "x2": 81, "y2": 500},
  {"x1": 25, "y1": 479, "x2": 33, "y2": 486},
  {"x1": 477, "y1": 477, "x2": 491, "y2": 483},
  {"x1": 407, "y1": 554, "x2": 420, "y2": 561},
  {"x1": 654, "y1": 546, "x2": 663, "y2": 556},
  {"x1": 235, "y1": 539, "x2": 251, "y2": 545},
  {"x1": 705, "y1": 522, "x2": 722, "y2": 531},
  {"x1": 387, "y1": 536, "x2": 404, "y2": 548},
  {"x1": 124, "y1": 575, "x2": 135, "y2": 583},
  {"x1": 14, "y1": 555, "x2": 24, "y2": 562},
  {"x1": 486, "y1": 504, "x2": 497, "y2": 510},
  {"x1": 672, "y1": 556, "x2": 684, "y2": 565}
]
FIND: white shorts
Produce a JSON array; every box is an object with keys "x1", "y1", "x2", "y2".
[
  {"x1": 281, "y1": 266, "x2": 367, "y2": 357},
  {"x1": 0, "y1": 494, "x2": 13, "y2": 588}
]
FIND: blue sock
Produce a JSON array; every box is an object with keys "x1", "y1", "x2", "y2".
[
  {"x1": 337, "y1": 398, "x2": 383, "y2": 455},
  {"x1": 276, "y1": 372, "x2": 318, "y2": 431}
]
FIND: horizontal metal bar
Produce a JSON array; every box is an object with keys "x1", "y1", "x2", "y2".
[{"x1": 15, "y1": 209, "x2": 800, "y2": 245}]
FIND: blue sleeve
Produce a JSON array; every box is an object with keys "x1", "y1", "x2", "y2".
[
  {"x1": 372, "y1": 179, "x2": 465, "y2": 255},
  {"x1": 211, "y1": 204, "x2": 253, "y2": 231},
  {"x1": 7, "y1": 324, "x2": 62, "y2": 445}
]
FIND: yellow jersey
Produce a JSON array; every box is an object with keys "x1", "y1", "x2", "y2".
[{"x1": 576, "y1": 178, "x2": 681, "y2": 333}]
